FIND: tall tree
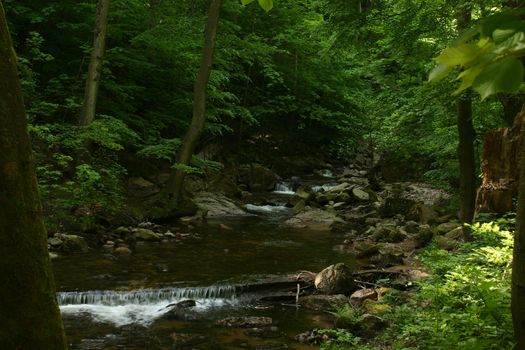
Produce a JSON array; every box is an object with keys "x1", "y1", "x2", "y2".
[
  {"x1": 513, "y1": 108, "x2": 525, "y2": 349},
  {"x1": 456, "y1": 2, "x2": 476, "y2": 236},
  {"x1": 0, "y1": 3, "x2": 68, "y2": 349},
  {"x1": 166, "y1": 0, "x2": 223, "y2": 201},
  {"x1": 78, "y1": 0, "x2": 110, "y2": 126}
]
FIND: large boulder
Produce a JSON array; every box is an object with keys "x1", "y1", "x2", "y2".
[
  {"x1": 238, "y1": 164, "x2": 278, "y2": 192},
  {"x1": 60, "y1": 234, "x2": 89, "y2": 253},
  {"x1": 314, "y1": 263, "x2": 355, "y2": 295},
  {"x1": 133, "y1": 228, "x2": 162, "y2": 241},
  {"x1": 193, "y1": 192, "x2": 247, "y2": 217},
  {"x1": 284, "y1": 208, "x2": 342, "y2": 230}
]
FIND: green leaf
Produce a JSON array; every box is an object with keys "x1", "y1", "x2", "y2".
[
  {"x1": 428, "y1": 64, "x2": 452, "y2": 82},
  {"x1": 472, "y1": 58, "x2": 524, "y2": 99},
  {"x1": 453, "y1": 64, "x2": 485, "y2": 95},
  {"x1": 257, "y1": 0, "x2": 273, "y2": 12},
  {"x1": 240, "y1": 0, "x2": 254, "y2": 5},
  {"x1": 492, "y1": 31, "x2": 525, "y2": 54},
  {"x1": 435, "y1": 43, "x2": 481, "y2": 68},
  {"x1": 480, "y1": 14, "x2": 523, "y2": 38}
]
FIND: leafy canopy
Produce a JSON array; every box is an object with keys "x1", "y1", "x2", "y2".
[{"x1": 429, "y1": 11, "x2": 525, "y2": 99}]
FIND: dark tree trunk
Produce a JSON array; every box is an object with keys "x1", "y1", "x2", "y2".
[
  {"x1": 0, "y1": 4, "x2": 68, "y2": 349},
  {"x1": 476, "y1": 107, "x2": 524, "y2": 213},
  {"x1": 513, "y1": 107, "x2": 525, "y2": 350},
  {"x1": 500, "y1": 94, "x2": 525, "y2": 127},
  {"x1": 456, "y1": 3, "x2": 476, "y2": 237},
  {"x1": 166, "y1": 0, "x2": 222, "y2": 201},
  {"x1": 78, "y1": 0, "x2": 109, "y2": 126}
]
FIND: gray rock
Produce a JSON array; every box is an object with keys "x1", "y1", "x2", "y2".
[
  {"x1": 133, "y1": 228, "x2": 162, "y2": 241},
  {"x1": 60, "y1": 234, "x2": 89, "y2": 252},
  {"x1": 352, "y1": 187, "x2": 371, "y2": 201},
  {"x1": 114, "y1": 226, "x2": 131, "y2": 236},
  {"x1": 114, "y1": 246, "x2": 132, "y2": 256},
  {"x1": 315, "y1": 263, "x2": 355, "y2": 294},
  {"x1": 193, "y1": 192, "x2": 247, "y2": 217},
  {"x1": 238, "y1": 164, "x2": 278, "y2": 192},
  {"x1": 48, "y1": 237, "x2": 63, "y2": 247},
  {"x1": 284, "y1": 208, "x2": 341, "y2": 230},
  {"x1": 300, "y1": 294, "x2": 348, "y2": 311},
  {"x1": 434, "y1": 222, "x2": 461, "y2": 235},
  {"x1": 350, "y1": 288, "x2": 378, "y2": 304}
]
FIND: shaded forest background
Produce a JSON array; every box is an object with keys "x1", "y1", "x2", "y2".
[{"x1": 3, "y1": 0, "x2": 512, "y2": 230}]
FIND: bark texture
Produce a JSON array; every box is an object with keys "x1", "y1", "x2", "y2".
[
  {"x1": 513, "y1": 108, "x2": 525, "y2": 350},
  {"x1": 476, "y1": 107, "x2": 524, "y2": 213},
  {"x1": 78, "y1": 0, "x2": 109, "y2": 126},
  {"x1": 0, "y1": 4, "x2": 68, "y2": 349},
  {"x1": 167, "y1": 0, "x2": 222, "y2": 201}
]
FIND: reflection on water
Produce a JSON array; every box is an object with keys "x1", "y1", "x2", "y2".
[{"x1": 53, "y1": 211, "x2": 353, "y2": 349}]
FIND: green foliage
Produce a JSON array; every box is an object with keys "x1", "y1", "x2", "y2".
[
  {"x1": 329, "y1": 304, "x2": 362, "y2": 329},
  {"x1": 171, "y1": 156, "x2": 224, "y2": 175},
  {"x1": 241, "y1": 0, "x2": 273, "y2": 12},
  {"x1": 327, "y1": 221, "x2": 514, "y2": 350},
  {"x1": 430, "y1": 12, "x2": 525, "y2": 99},
  {"x1": 137, "y1": 138, "x2": 182, "y2": 162},
  {"x1": 318, "y1": 329, "x2": 360, "y2": 349}
]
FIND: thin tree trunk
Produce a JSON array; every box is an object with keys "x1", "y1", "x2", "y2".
[
  {"x1": 457, "y1": 92, "x2": 476, "y2": 223},
  {"x1": 168, "y1": 0, "x2": 222, "y2": 201},
  {"x1": 0, "y1": 3, "x2": 68, "y2": 349},
  {"x1": 456, "y1": 3, "x2": 476, "y2": 237},
  {"x1": 78, "y1": 0, "x2": 109, "y2": 126},
  {"x1": 513, "y1": 105, "x2": 525, "y2": 350}
]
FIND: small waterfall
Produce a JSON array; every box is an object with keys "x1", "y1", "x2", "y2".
[
  {"x1": 273, "y1": 182, "x2": 295, "y2": 195},
  {"x1": 58, "y1": 285, "x2": 239, "y2": 306},
  {"x1": 58, "y1": 285, "x2": 241, "y2": 326}
]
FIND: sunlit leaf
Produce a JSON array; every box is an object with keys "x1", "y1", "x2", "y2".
[
  {"x1": 492, "y1": 31, "x2": 525, "y2": 54},
  {"x1": 428, "y1": 64, "x2": 452, "y2": 82},
  {"x1": 472, "y1": 58, "x2": 524, "y2": 99},
  {"x1": 257, "y1": 0, "x2": 273, "y2": 12},
  {"x1": 240, "y1": 0, "x2": 254, "y2": 5},
  {"x1": 435, "y1": 43, "x2": 481, "y2": 67},
  {"x1": 453, "y1": 64, "x2": 485, "y2": 95}
]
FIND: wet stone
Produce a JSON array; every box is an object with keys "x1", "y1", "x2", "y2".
[{"x1": 216, "y1": 317, "x2": 273, "y2": 328}]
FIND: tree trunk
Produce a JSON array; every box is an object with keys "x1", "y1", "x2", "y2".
[
  {"x1": 457, "y1": 92, "x2": 476, "y2": 225},
  {"x1": 476, "y1": 108, "x2": 524, "y2": 213},
  {"x1": 0, "y1": 4, "x2": 68, "y2": 349},
  {"x1": 167, "y1": 0, "x2": 222, "y2": 201},
  {"x1": 78, "y1": 0, "x2": 109, "y2": 127},
  {"x1": 456, "y1": 3, "x2": 476, "y2": 236},
  {"x1": 513, "y1": 106, "x2": 525, "y2": 350}
]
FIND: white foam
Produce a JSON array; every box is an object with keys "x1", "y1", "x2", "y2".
[
  {"x1": 245, "y1": 204, "x2": 288, "y2": 213},
  {"x1": 58, "y1": 286, "x2": 239, "y2": 326},
  {"x1": 273, "y1": 182, "x2": 295, "y2": 195},
  {"x1": 60, "y1": 298, "x2": 233, "y2": 326}
]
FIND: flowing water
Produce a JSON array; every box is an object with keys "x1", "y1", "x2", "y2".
[{"x1": 53, "y1": 190, "x2": 354, "y2": 349}]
